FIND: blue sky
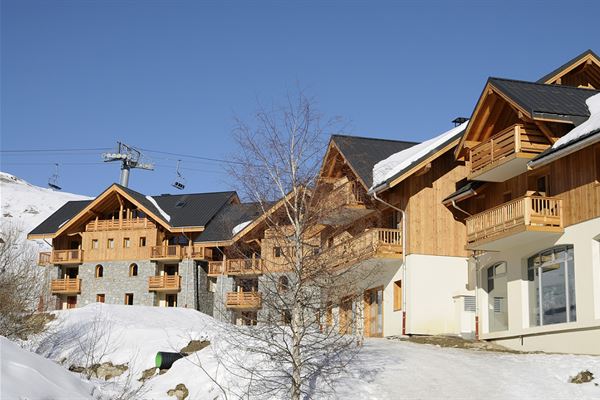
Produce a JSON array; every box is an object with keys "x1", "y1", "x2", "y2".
[{"x1": 2, "y1": 0, "x2": 599, "y2": 196}]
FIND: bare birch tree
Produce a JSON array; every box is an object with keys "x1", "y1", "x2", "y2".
[{"x1": 206, "y1": 89, "x2": 383, "y2": 400}]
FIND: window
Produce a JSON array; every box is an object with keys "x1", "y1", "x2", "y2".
[
  {"x1": 486, "y1": 262, "x2": 508, "y2": 332},
  {"x1": 207, "y1": 277, "x2": 217, "y2": 293},
  {"x1": 129, "y1": 263, "x2": 138, "y2": 277},
  {"x1": 66, "y1": 296, "x2": 77, "y2": 309},
  {"x1": 278, "y1": 276, "x2": 289, "y2": 292},
  {"x1": 91, "y1": 239, "x2": 99, "y2": 249},
  {"x1": 123, "y1": 237, "x2": 131, "y2": 248},
  {"x1": 124, "y1": 293, "x2": 134, "y2": 305},
  {"x1": 139, "y1": 237, "x2": 146, "y2": 247},
  {"x1": 528, "y1": 245, "x2": 576, "y2": 326},
  {"x1": 96, "y1": 294, "x2": 105, "y2": 303},
  {"x1": 95, "y1": 264, "x2": 104, "y2": 278},
  {"x1": 166, "y1": 294, "x2": 177, "y2": 307},
  {"x1": 107, "y1": 238, "x2": 114, "y2": 249},
  {"x1": 273, "y1": 246, "x2": 282, "y2": 258},
  {"x1": 393, "y1": 280, "x2": 402, "y2": 311}
]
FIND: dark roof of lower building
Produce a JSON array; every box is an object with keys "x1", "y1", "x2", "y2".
[
  {"x1": 537, "y1": 49, "x2": 600, "y2": 84},
  {"x1": 331, "y1": 134, "x2": 417, "y2": 188},
  {"x1": 29, "y1": 200, "x2": 92, "y2": 236},
  {"x1": 442, "y1": 181, "x2": 486, "y2": 204},
  {"x1": 195, "y1": 202, "x2": 265, "y2": 243},
  {"x1": 489, "y1": 77, "x2": 599, "y2": 123}
]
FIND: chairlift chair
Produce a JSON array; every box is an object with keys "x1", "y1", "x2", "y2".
[
  {"x1": 48, "y1": 163, "x2": 62, "y2": 191},
  {"x1": 171, "y1": 160, "x2": 186, "y2": 190}
]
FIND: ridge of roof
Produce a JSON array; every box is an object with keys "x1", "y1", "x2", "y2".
[
  {"x1": 332, "y1": 133, "x2": 418, "y2": 145},
  {"x1": 489, "y1": 76, "x2": 600, "y2": 93},
  {"x1": 536, "y1": 49, "x2": 600, "y2": 84}
]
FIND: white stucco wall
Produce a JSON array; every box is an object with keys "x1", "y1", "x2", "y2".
[{"x1": 473, "y1": 217, "x2": 600, "y2": 354}]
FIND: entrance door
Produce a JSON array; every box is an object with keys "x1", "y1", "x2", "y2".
[
  {"x1": 364, "y1": 287, "x2": 383, "y2": 337},
  {"x1": 66, "y1": 296, "x2": 77, "y2": 309},
  {"x1": 166, "y1": 294, "x2": 177, "y2": 307}
]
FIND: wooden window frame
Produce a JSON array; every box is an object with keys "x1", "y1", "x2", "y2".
[
  {"x1": 123, "y1": 237, "x2": 131, "y2": 248},
  {"x1": 96, "y1": 294, "x2": 105, "y2": 303},
  {"x1": 124, "y1": 293, "x2": 134, "y2": 305},
  {"x1": 91, "y1": 239, "x2": 99, "y2": 249},
  {"x1": 273, "y1": 246, "x2": 282, "y2": 258},
  {"x1": 139, "y1": 237, "x2": 147, "y2": 247},
  {"x1": 107, "y1": 238, "x2": 114, "y2": 249},
  {"x1": 129, "y1": 263, "x2": 138, "y2": 277},
  {"x1": 95, "y1": 264, "x2": 103, "y2": 278}
]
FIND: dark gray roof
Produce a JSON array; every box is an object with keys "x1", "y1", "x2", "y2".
[
  {"x1": 331, "y1": 135, "x2": 417, "y2": 187},
  {"x1": 196, "y1": 202, "x2": 265, "y2": 243},
  {"x1": 29, "y1": 200, "x2": 91, "y2": 236},
  {"x1": 442, "y1": 181, "x2": 486, "y2": 204},
  {"x1": 489, "y1": 77, "x2": 599, "y2": 123},
  {"x1": 152, "y1": 191, "x2": 237, "y2": 228},
  {"x1": 537, "y1": 49, "x2": 599, "y2": 84}
]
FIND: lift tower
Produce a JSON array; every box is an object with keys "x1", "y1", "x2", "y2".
[{"x1": 102, "y1": 142, "x2": 154, "y2": 187}]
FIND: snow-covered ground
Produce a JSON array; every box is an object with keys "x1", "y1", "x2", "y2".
[
  {"x1": 8, "y1": 304, "x2": 598, "y2": 400},
  {"x1": 0, "y1": 171, "x2": 90, "y2": 244},
  {"x1": 0, "y1": 336, "x2": 98, "y2": 400}
]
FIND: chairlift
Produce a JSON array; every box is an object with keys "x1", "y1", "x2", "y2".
[
  {"x1": 171, "y1": 160, "x2": 186, "y2": 190},
  {"x1": 48, "y1": 163, "x2": 62, "y2": 191}
]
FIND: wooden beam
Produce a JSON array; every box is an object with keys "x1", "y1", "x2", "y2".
[{"x1": 534, "y1": 121, "x2": 558, "y2": 144}]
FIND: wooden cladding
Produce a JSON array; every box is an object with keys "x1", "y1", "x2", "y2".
[
  {"x1": 321, "y1": 228, "x2": 403, "y2": 269},
  {"x1": 85, "y1": 218, "x2": 155, "y2": 232},
  {"x1": 188, "y1": 245, "x2": 213, "y2": 260},
  {"x1": 148, "y1": 275, "x2": 181, "y2": 292},
  {"x1": 50, "y1": 277, "x2": 81, "y2": 294},
  {"x1": 319, "y1": 179, "x2": 366, "y2": 210},
  {"x1": 150, "y1": 245, "x2": 184, "y2": 260},
  {"x1": 466, "y1": 195, "x2": 563, "y2": 247},
  {"x1": 469, "y1": 124, "x2": 550, "y2": 178},
  {"x1": 225, "y1": 291, "x2": 262, "y2": 310}
]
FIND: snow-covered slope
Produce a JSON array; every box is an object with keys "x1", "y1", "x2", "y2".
[
  {"x1": 0, "y1": 172, "x2": 90, "y2": 242},
  {"x1": 22, "y1": 303, "x2": 600, "y2": 400},
  {"x1": 0, "y1": 336, "x2": 97, "y2": 400}
]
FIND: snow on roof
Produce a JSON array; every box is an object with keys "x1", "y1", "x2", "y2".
[
  {"x1": 370, "y1": 121, "x2": 469, "y2": 191},
  {"x1": 146, "y1": 195, "x2": 171, "y2": 222},
  {"x1": 551, "y1": 93, "x2": 600, "y2": 150},
  {"x1": 232, "y1": 220, "x2": 252, "y2": 236}
]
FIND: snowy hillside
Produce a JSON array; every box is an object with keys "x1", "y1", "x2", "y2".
[
  {"x1": 12, "y1": 304, "x2": 600, "y2": 400},
  {"x1": 0, "y1": 172, "x2": 90, "y2": 243}
]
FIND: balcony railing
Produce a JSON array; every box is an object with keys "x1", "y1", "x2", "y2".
[
  {"x1": 466, "y1": 195, "x2": 563, "y2": 247},
  {"x1": 51, "y1": 277, "x2": 81, "y2": 294},
  {"x1": 38, "y1": 252, "x2": 52, "y2": 266},
  {"x1": 321, "y1": 228, "x2": 403, "y2": 269},
  {"x1": 150, "y1": 245, "x2": 184, "y2": 260},
  {"x1": 85, "y1": 218, "x2": 155, "y2": 232},
  {"x1": 51, "y1": 249, "x2": 84, "y2": 264},
  {"x1": 225, "y1": 258, "x2": 264, "y2": 276},
  {"x1": 318, "y1": 180, "x2": 367, "y2": 211},
  {"x1": 469, "y1": 124, "x2": 550, "y2": 179},
  {"x1": 226, "y1": 291, "x2": 262, "y2": 310},
  {"x1": 187, "y1": 245, "x2": 213, "y2": 260},
  {"x1": 207, "y1": 261, "x2": 224, "y2": 276},
  {"x1": 148, "y1": 275, "x2": 181, "y2": 292}
]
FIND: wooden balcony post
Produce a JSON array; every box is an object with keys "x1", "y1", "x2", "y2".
[{"x1": 514, "y1": 125, "x2": 521, "y2": 153}]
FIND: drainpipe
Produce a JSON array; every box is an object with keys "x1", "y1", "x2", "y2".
[
  {"x1": 450, "y1": 200, "x2": 472, "y2": 217},
  {"x1": 371, "y1": 191, "x2": 408, "y2": 335}
]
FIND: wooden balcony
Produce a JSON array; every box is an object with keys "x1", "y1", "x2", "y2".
[
  {"x1": 187, "y1": 245, "x2": 213, "y2": 260},
  {"x1": 207, "y1": 261, "x2": 224, "y2": 276},
  {"x1": 51, "y1": 249, "x2": 84, "y2": 264},
  {"x1": 85, "y1": 217, "x2": 155, "y2": 232},
  {"x1": 51, "y1": 278, "x2": 81, "y2": 294},
  {"x1": 225, "y1": 258, "x2": 264, "y2": 276},
  {"x1": 150, "y1": 245, "x2": 184, "y2": 261},
  {"x1": 469, "y1": 124, "x2": 551, "y2": 182},
  {"x1": 322, "y1": 228, "x2": 403, "y2": 269},
  {"x1": 148, "y1": 275, "x2": 181, "y2": 292},
  {"x1": 466, "y1": 195, "x2": 563, "y2": 251},
  {"x1": 226, "y1": 291, "x2": 262, "y2": 310},
  {"x1": 318, "y1": 179, "x2": 374, "y2": 226},
  {"x1": 38, "y1": 252, "x2": 52, "y2": 266}
]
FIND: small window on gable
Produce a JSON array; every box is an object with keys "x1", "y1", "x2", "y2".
[
  {"x1": 95, "y1": 264, "x2": 104, "y2": 278},
  {"x1": 129, "y1": 263, "x2": 138, "y2": 277},
  {"x1": 139, "y1": 237, "x2": 146, "y2": 247},
  {"x1": 91, "y1": 239, "x2": 99, "y2": 249},
  {"x1": 123, "y1": 237, "x2": 131, "y2": 248},
  {"x1": 107, "y1": 238, "x2": 114, "y2": 249}
]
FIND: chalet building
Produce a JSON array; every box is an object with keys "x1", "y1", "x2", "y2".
[
  {"x1": 446, "y1": 50, "x2": 600, "y2": 354},
  {"x1": 28, "y1": 183, "x2": 259, "y2": 313}
]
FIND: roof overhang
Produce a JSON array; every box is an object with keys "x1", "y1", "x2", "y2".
[{"x1": 529, "y1": 129, "x2": 600, "y2": 169}]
